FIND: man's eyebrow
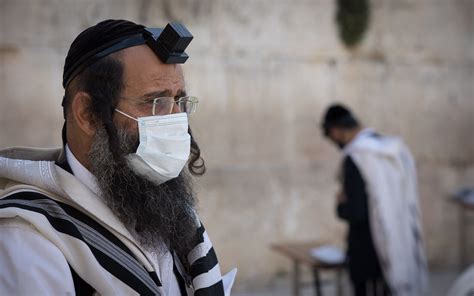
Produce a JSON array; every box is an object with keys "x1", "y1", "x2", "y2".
[
  {"x1": 142, "y1": 90, "x2": 172, "y2": 98},
  {"x1": 142, "y1": 89, "x2": 187, "y2": 99},
  {"x1": 176, "y1": 90, "x2": 187, "y2": 97}
]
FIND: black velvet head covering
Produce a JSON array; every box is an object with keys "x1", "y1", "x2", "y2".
[
  {"x1": 62, "y1": 19, "x2": 145, "y2": 89},
  {"x1": 321, "y1": 104, "x2": 359, "y2": 136}
]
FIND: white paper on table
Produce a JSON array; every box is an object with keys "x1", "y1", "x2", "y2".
[
  {"x1": 454, "y1": 188, "x2": 474, "y2": 205},
  {"x1": 310, "y1": 245, "x2": 345, "y2": 264}
]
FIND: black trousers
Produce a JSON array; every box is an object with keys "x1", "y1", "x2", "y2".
[{"x1": 352, "y1": 277, "x2": 390, "y2": 296}]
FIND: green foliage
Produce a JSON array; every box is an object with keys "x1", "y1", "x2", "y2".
[{"x1": 336, "y1": 0, "x2": 370, "y2": 48}]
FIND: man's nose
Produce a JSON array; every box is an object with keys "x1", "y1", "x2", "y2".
[{"x1": 171, "y1": 102, "x2": 181, "y2": 114}]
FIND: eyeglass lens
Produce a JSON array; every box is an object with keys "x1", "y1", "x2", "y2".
[{"x1": 152, "y1": 97, "x2": 197, "y2": 115}]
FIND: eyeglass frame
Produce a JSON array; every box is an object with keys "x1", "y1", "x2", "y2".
[{"x1": 118, "y1": 95, "x2": 199, "y2": 116}]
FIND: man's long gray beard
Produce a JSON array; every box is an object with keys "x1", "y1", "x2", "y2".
[{"x1": 88, "y1": 125, "x2": 199, "y2": 257}]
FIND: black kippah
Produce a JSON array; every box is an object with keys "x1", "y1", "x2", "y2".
[
  {"x1": 62, "y1": 19, "x2": 145, "y2": 89},
  {"x1": 321, "y1": 104, "x2": 358, "y2": 134},
  {"x1": 323, "y1": 104, "x2": 352, "y2": 123}
]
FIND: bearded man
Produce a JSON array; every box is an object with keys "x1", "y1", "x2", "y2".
[{"x1": 0, "y1": 19, "x2": 235, "y2": 295}]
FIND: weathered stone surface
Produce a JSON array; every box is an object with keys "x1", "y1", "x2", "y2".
[{"x1": 0, "y1": 0, "x2": 473, "y2": 289}]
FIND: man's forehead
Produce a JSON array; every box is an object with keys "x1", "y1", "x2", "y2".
[{"x1": 120, "y1": 45, "x2": 185, "y2": 95}]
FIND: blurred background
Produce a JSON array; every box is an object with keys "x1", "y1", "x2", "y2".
[{"x1": 0, "y1": 0, "x2": 473, "y2": 295}]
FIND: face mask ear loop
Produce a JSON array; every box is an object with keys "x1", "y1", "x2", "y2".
[{"x1": 115, "y1": 109, "x2": 139, "y2": 122}]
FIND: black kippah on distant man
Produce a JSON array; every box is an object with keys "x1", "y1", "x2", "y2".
[
  {"x1": 321, "y1": 104, "x2": 359, "y2": 135},
  {"x1": 62, "y1": 19, "x2": 145, "y2": 89}
]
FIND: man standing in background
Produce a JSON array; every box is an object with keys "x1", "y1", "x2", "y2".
[{"x1": 321, "y1": 104, "x2": 428, "y2": 296}]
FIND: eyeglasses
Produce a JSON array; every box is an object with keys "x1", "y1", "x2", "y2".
[
  {"x1": 122, "y1": 95, "x2": 199, "y2": 116},
  {"x1": 152, "y1": 96, "x2": 198, "y2": 115}
]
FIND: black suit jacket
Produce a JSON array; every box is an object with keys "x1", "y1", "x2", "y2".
[{"x1": 337, "y1": 156, "x2": 382, "y2": 282}]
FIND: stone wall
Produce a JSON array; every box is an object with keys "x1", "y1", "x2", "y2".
[{"x1": 1, "y1": 0, "x2": 473, "y2": 290}]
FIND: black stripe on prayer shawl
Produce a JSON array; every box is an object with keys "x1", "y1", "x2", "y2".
[
  {"x1": 68, "y1": 264, "x2": 95, "y2": 295},
  {"x1": 0, "y1": 191, "x2": 162, "y2": 295},
  {"x1": 195, "y1": 280, "x2": 225, "y2": 296},
  {"x1": 195, "y1": 224, "x2": 206, "y2": 243},
  {"x1": 189, "y1": 247, "x2": 219, "y2": 277},
  {"x1": 187, "y1": 224, "x2": 224, "y2": 296},
  {"x1": 173, "y1": 259, "x2": 188, "y2": 296}
]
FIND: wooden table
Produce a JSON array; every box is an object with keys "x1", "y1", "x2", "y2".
[
  {"x1": 451, "y1": 198, "x2": 474, "y2": 269},
  {"x1": 271, "y1": 241, "x2": 346, "y2": 296}
]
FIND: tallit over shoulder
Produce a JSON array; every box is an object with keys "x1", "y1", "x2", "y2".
[
  {"x1": 0, "y1": 147, "x2": 232, "y2": 295},
  {"x1": 344, "y1": 129, "x2": 429, "y2": 296}
]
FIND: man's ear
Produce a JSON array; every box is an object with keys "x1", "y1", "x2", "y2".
[{"x1": 70, "y1": 91, "x2": 96, "y2": 137}]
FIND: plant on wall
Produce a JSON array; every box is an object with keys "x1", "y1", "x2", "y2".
[{"x1": 336, "y1": 0, "x2": 370, "y2": 48}]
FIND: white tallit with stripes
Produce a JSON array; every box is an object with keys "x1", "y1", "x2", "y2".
[
  {"x1": 0, "y1": 147, "x2": 231, "y2": 295},
  {"x1": 343, "y1": 129, "x2": 428, "y2": 296}
]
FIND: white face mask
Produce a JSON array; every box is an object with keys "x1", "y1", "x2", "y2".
[{"x1": 115, "y1": 109, "x2": 191, "y2": 185}]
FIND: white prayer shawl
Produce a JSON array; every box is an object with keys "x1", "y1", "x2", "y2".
[
  {"x1": 0, "y1": 147, "x2": 230, "y2": 295},
  {"x1": 447, "y1": 264, "x2": 474, "y2": 296},
  {"x1": 343, "y1": 129, "x2": 428, "y2": 296}
]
